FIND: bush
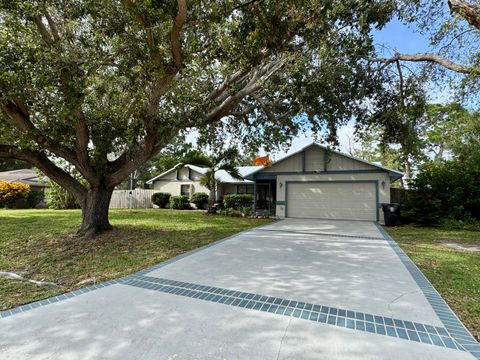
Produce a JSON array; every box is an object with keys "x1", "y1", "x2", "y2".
[
  {"x1": 223, "y1": 194, "x2": 253, "y2": 211},
  {"x1": 152, "y1": 192, "x2": 171, "y2": 208},
  {"x1": 190, "y1": 192, "x2": 209, "y2": 209},
  {"x1": 27, "y1": 190, "x2": 44, "y2": 208},
  {"x1": 0, "y1": 181, "x2": 30, "y2": 208},
  {"x1": 401, "y1": 193, "x2": 442, "y2": 226},
  {"x1": 225, "y1": 208, "x2": 243, "y2": 217},
  {"x1": 46, "y1": 182, "x2": 79, "y2": 209},
  {"x1": 170, "y1": 195, "x2": 191, "y2": 210},
  {"x1": 408, "y1": 157, "x2": 480, "y2": 221}
]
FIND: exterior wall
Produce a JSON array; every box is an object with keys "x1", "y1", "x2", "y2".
[
  {"x1": 327, "y1": 151, "x2": 377, "y2": 171},
  {"x1": 304, "y1": 146, "x2": 325, "y2": 171},
  {"x1": 274, "y1": 172, "x2": 391, "y2": 223},
  {"x1": 153, "y1": 180, "x2": 209, "y2": 196},
  {"x1": 263, "y1": 152, "x2": 302, "y2": 172}
]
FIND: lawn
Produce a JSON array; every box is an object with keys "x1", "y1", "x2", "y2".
[
  {"x1": 0, "y1": 209, "x2": 270, "y2": 311},
  {"x1": 386, "y1": 225, "x2": 480, "y2": 340}
]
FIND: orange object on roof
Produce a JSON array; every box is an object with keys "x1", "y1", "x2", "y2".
[{"x1": 254, "y1": 155, "x2": 271, "y2": 167}]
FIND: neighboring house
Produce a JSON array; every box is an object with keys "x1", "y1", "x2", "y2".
[
  {"x1": 0, "y1": 168, "x2": 48, "y2": 192},
  {"x1": 146, "y1": 164, "x2": 262, "y2": 200},
  {"x1": 147, "y1": 143, "x2": 403, "y2": 223}
]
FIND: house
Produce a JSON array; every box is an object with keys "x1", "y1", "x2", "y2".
[
  {"x1": 147, "y1": 143, "x2": 403, "y2": 223},
  {"x1": 245, "y1": 143, "x2": 403, "y2": 222},
  {"x1": 146, "y1": 164, "x2": 262, "y2": 200},
  {"x1": 0, "y1": 168, "x2": 48, "y2": 192}
]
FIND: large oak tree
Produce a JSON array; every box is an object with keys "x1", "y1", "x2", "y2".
[{"x1": 0, "y1": 1, "x2": 396, "y2": 236}]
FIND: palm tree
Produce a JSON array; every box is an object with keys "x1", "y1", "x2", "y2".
[{"x1": 200, "y1": 148, "x2": 241, "y2": 210}]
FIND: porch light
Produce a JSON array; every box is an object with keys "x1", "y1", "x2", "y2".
[
  {"x1": 381, "y1": 181, "x2": 386, "y2": 189},
  {"x1": 279, "y1": 182, "x2": 283, "y2": 188}
]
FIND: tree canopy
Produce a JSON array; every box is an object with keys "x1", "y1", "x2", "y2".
[{"x1": 0, "y1": 0, "x2": 396, "y2": 235}]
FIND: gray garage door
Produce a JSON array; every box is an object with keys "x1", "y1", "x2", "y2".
[{"x1": 286, "y1": 182, "x2": 377, "y2": 221}]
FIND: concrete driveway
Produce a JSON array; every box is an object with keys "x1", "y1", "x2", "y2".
[{"x1": 1, "y1": 219, "x2": 478, "y2": 360}]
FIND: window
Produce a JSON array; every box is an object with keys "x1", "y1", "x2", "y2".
[
  {"x1": 181, "y1": 184, "x2": 190, "y2": 196},
  {"x1": 237, "y1": 185, "x2": 246, "y2": 194}
]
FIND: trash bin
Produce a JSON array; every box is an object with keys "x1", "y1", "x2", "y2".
[{"x1": 382, "y1": 203, "x2": 400, "y2": 226}]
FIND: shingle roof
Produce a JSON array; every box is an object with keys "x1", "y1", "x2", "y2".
[
  {"x1": 0, "y1": 169, "x2": 47, "y2": 187},
  {"x1": 146, "y1": 164, "x2": 263, "y2": 184}
]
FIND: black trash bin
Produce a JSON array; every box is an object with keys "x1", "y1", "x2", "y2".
[{"x1": 382, "y1": 203, "x2": 401, "y2": 226}]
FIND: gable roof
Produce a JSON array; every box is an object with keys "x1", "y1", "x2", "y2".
[
  {"x1": 245, "y1": 142, "x2": 404, "y2": 181},
  {"x1": 146, "y1": 164, "x2": 263, "y2": 184},
  {"x1": 0, "y1": 168, "x2": 47, "y2": 187}
]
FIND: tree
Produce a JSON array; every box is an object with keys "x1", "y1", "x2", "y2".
[
  {"x1": 0, "y1": 1, "x2": 396, "y2": 236},
  {"x1": 199, "y1": 148, "x2": 241, "y2": 209},
  {"x1": 356, "y1": 72, "x2": 427, "y2": 185},
  {"x1": 423, "y1": 103, "x2": 480, "y2": 161},
  {"x1": 370, "y1": 1, "x2": 480, "y2": 96}
]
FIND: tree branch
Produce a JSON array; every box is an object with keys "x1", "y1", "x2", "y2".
[
  {"x1": 0, "y1": 145, "x2": 86, "y2": 202},
  {"x1": 448, "y1": 0, "x2": 480, "y2": 30},
  {"x1": 107, "y1": 1, "x2": 187, "y2": 187},
  {"x1": 203, "y1": 56, "x2": 290, "y2": 124},
  {"x1": 1, "y1": 99, "x2": 98, "y2": 184},
  {"x1": 369, "y1": 52, "x2": 477, "y2": 74}
]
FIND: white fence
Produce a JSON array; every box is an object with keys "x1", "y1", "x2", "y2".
[{"x1": 109, "y1": 189, "x2": 156, "y2": 209}]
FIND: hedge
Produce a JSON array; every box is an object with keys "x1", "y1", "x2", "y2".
[
  {"x1": 0, "y1": 181, "x2": 30, "y2": 207},
  {"x1": 190, "y1": 192, "x2": 209, "y2": 209},
  {"x1": 152, "y1": 192, "x2": 171, "y2": 208},
  {"x1": 223, "y1": 194, "x2": 253, "y2": 211},
  {"x1": 170, "y1": 195, "x2": 191, "y2": 210}
]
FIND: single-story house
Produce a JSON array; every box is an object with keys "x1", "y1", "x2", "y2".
[
  {"x1": 147, "y1": 143, "x2": 403, "y2": 223},
  {"x1": 146, "y1": 163, "x2": 262, "y2": 200},
  {"x1": 0, "y1": 168, "x2": 48, "y2": 192}
]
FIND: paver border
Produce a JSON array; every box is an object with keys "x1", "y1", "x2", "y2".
[{"x1": 375, "y1": 223, "x2": 480, "y2": 359}]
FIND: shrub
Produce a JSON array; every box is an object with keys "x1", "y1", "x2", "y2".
[
  {"x1": 0, "y1": 181, "x2": 30, "y2": 208},
  {"x1": 170, "y1": 195, "x2": 191, "y2": 210},
  {"x1": 242, "y1": 206, "x2": 253, "y2": 217},
  {"x1": 27, "y1": 190, "x2": 44, "y2": 208},
  {"x1": 190, "y1": 192, "x2": 209, "y2": 209},
  {"x1": 223, "y1": 194, "x2": 253, "y2": 211},
  {"x1": 46, "y1": 182, "x2": 79, "y2": 209},
  {"x1": 152, "y1": 192, "x2": 171, "y2": 208},
  {"x1": 225, "y1": 208, "x2": 242, "y2": 217},
  {"x1": 401, "y1": 192, "x2": 442, "y2": 226}
]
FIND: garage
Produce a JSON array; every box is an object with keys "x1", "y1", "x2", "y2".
[{"x1": 286, "y1": 181, "x2": 378, "y2": 221}]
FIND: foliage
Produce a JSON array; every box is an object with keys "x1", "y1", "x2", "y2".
[
  {"x1": 224, "y1": 194, "x2": 254, "y2": 211},
  {"x1": 46, "y1": 181, "x2": 79, "y2": 209},
  {"x1": 0, "y1": 181, "x2": 30, "y2": 207},
  {"x1": 169, "y1": 195, "x2": 191, "y2": 210},
  {"x1": 0, "y1": 0, "x2": 397, "y2": 233},
  {"x1": 151, "y1": 192, "x2": 171, "y2": 209},
  {"x1": 440, "y1": 218, "x2": 480, "y2": 232},
  {"x1": 402, "y1": 192, "x2": 442, "y2": 226},
  {"x1": 190, "y1": 192, "x2": 209, "y2": 210},
  {"x1": 225, "y1": 208, "x2": 243, "y2": 217},
  {"x1": 200, "y1": 147, "x2": 242, "y2": 205},
  {"x1": 0, "y1": 159, "x2": 30, "y2": 172},
  {"x1": 27, "y1": 190, "x2": 44, "y2": 208},
  {"x1": 404, "y1": 154, "x2": 480, "y2": 224}
]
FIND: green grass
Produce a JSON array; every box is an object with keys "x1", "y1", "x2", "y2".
[
  {"x1": 0, "y1": 209, "x2": 270, "y2": 310},
  {"x1": 386, "y1": 225, "x2": 480, "y2": 340}
]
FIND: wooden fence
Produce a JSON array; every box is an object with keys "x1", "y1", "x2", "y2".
[
  {"x1": 109, "y1": 189, "x2": 156, "y2": 209},
  {"x1": 390, "y1": 188, "x2": 410, "y2": 204}
]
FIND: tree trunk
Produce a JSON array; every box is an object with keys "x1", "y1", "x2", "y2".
[
  {"x1": 78, "y1": 186, "x2": 114, "y2": 237},
  {"x1": 403, "y1": 158, "x2": 412, "y2": 189}
]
